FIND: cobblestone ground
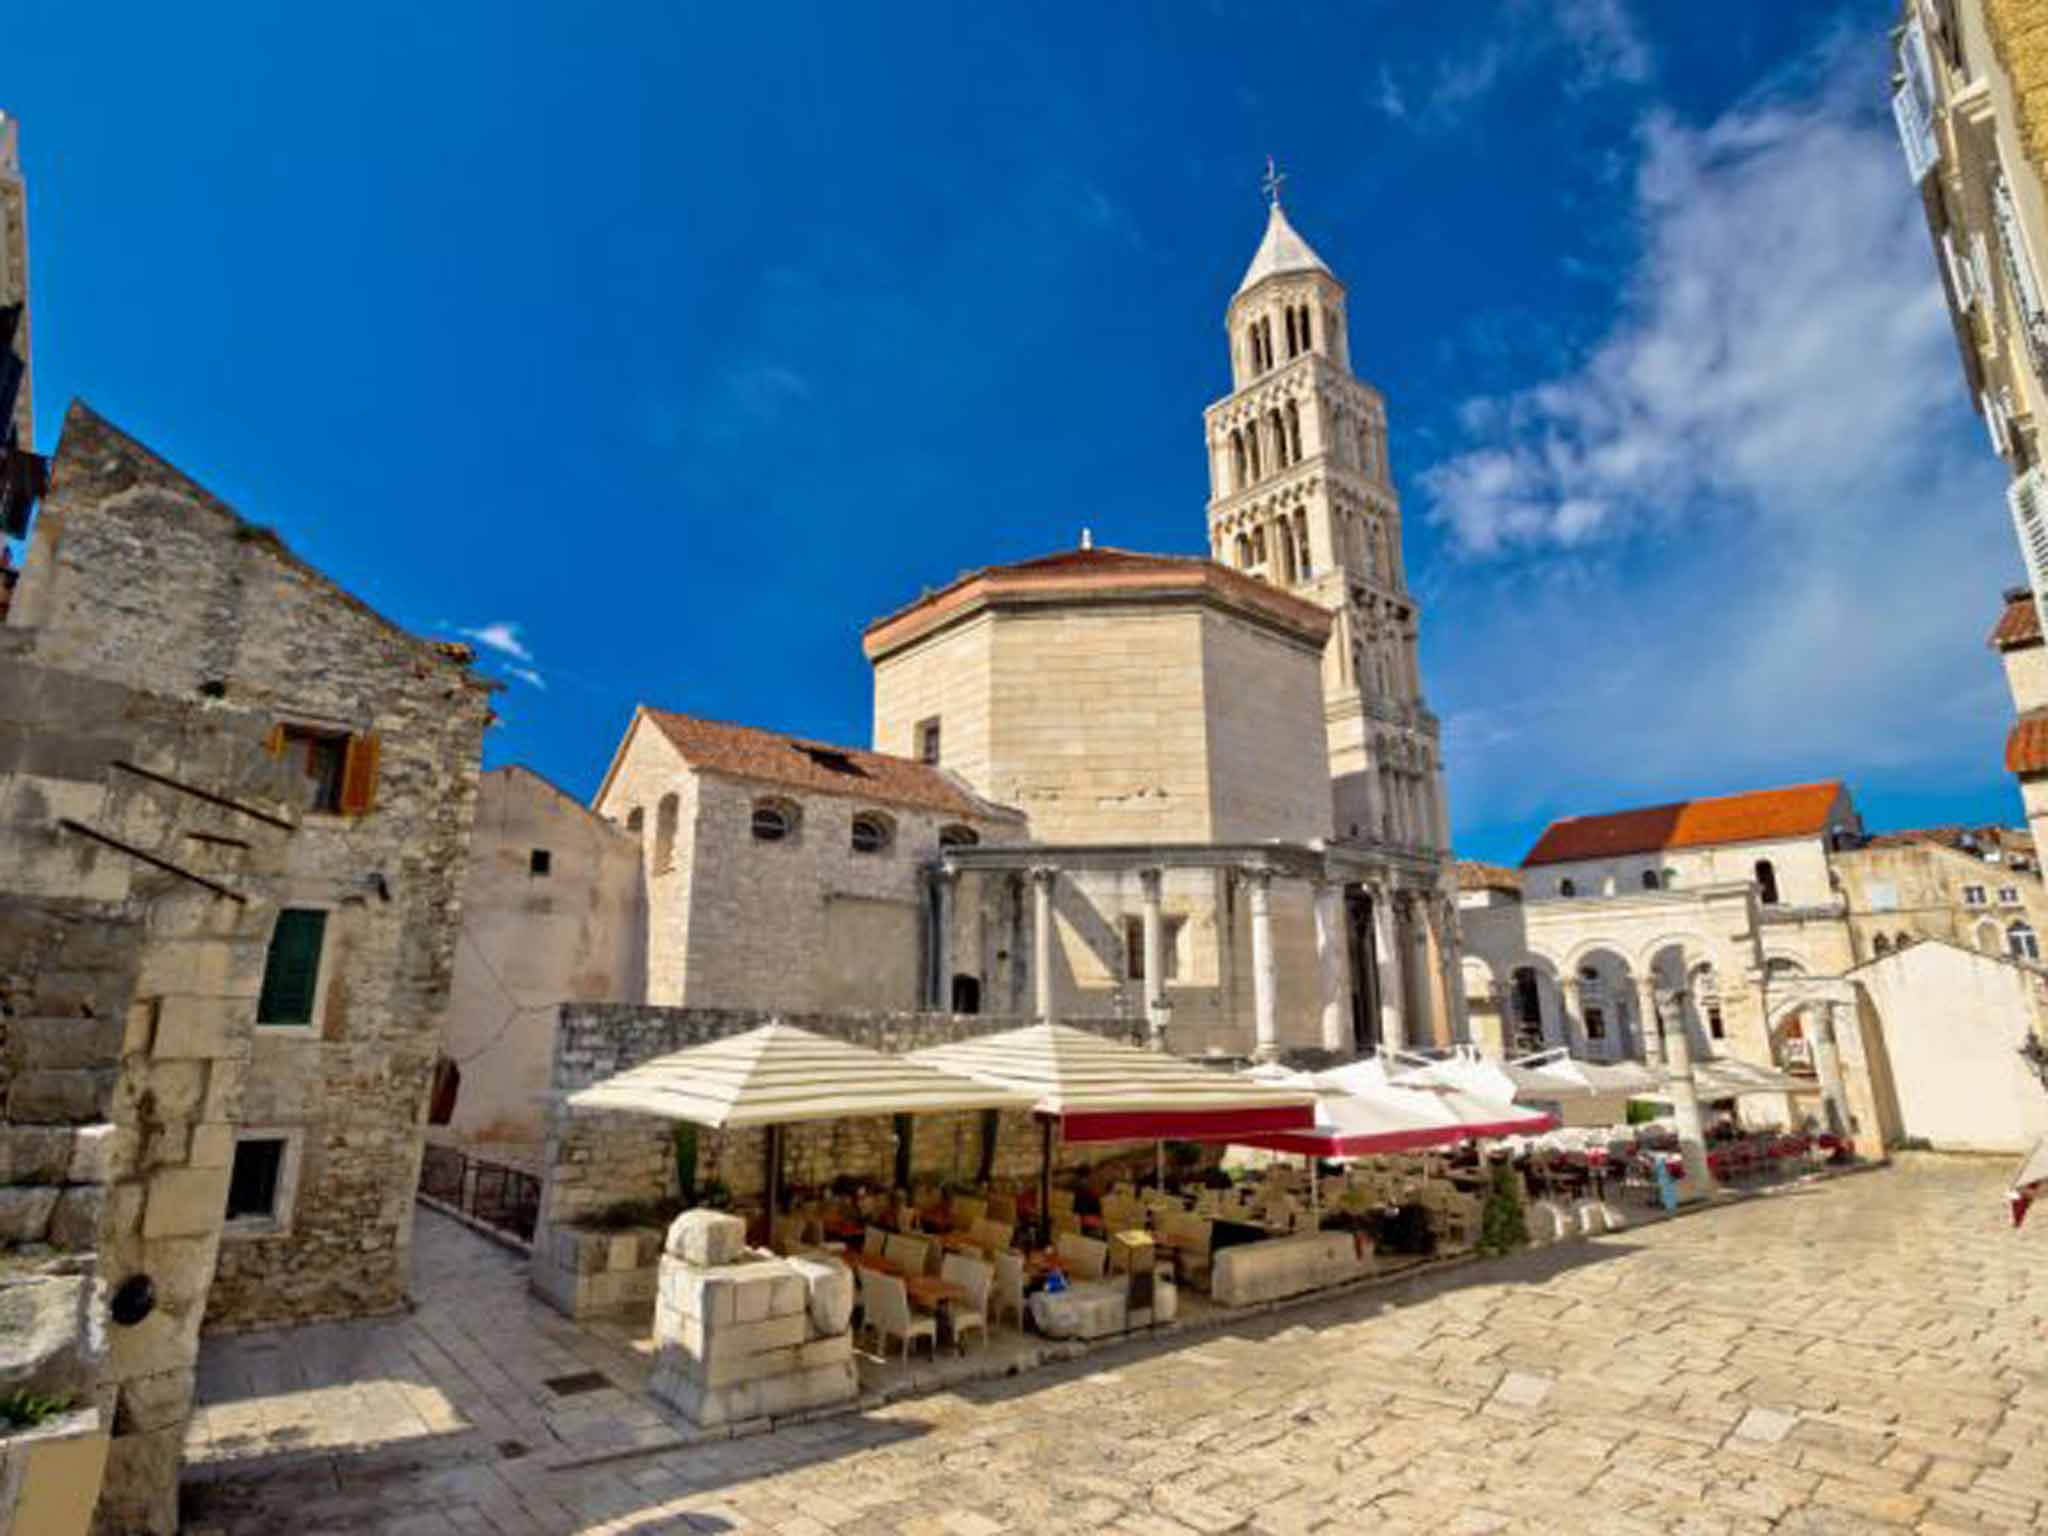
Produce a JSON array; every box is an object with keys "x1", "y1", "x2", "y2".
[{"x1": 184, "y1": 1157, "x2": 2048, "y2": 1535}]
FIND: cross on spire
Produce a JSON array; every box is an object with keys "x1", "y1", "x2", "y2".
[{"x1": 1261, "y1": 155, "x2": 1287, "y2": 210}]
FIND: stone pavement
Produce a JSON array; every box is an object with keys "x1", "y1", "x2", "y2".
[{"x1": 184, "y1": 1157, "x2": 2048, "y2": 1534}]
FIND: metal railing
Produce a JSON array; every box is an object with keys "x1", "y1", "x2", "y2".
[{"x1": 418, "y1": 1144, "x2": 540, "y2": 1243}]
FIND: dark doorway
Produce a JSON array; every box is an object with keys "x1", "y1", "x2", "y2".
[
  {"x1": 1346, "y1": 887, "x2": 1379, "y2": 1052},
  {"x1": 951, "y1": 974, "x2": 982, "y2": 1014}
]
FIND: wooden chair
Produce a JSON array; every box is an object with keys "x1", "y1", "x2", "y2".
[
  {"x1": 940, "y1": 1254, "x2": 993, "y2": 1352},
  {"x1": 864, "y1": 1271, "x2": 936, "y2": 1361},
  {"x1": 991, "y1": 1250, "x2": 1025, "y2": 1329}
]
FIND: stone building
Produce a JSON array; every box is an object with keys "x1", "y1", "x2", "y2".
[
  {"x1": 0, "y1": 632, "x2": 301, "y2": 1534},
  {"x1": 1992, "y1": 585, "x2": 2048, "y2": 850},
  {"x1": 8, "y1": 402, "x2": 495, "y2": 1328},
  {"x1": 432, "y1": 765, "x2": 646, "y2": 1156},
  {"x1": 1891, "y1": 1, "x2": 2048, "y2": 614}
]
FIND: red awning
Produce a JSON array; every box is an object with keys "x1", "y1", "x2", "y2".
[{"x1": 1061, "y1": 1103, "x2": 1313, "y2": 1145}]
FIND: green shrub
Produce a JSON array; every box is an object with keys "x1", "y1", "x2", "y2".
[
  {"x1": 1625, "y1": 1098, "x2": 1666, "y2": 1125},
  {"x1": 1, "y1": 1390, "x2": 70, "y2": 1430},
  {"x1": 1478, "y1": 1163, "x2": 1529, "y2": 1258}
]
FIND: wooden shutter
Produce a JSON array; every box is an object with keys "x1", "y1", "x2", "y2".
[
  {"x1": 262, "y1": 723, "x2": 286, "y2": 757},
  {"x1": 339, "y1": 733, "x2": 380, "y2": 816},
  {"x1": 256, "y1": 909, "x2": 328, "y2": 1026}
]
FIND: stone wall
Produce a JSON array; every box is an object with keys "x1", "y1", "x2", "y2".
[
  {"x1": 0, "y1": 639, "x2": 297, "y2": 1534},
  {"x1": 9, "y1": 403, "x2": 494, "y2": 1330}
]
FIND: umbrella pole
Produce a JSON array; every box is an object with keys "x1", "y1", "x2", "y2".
[
  {"x1": 1156, "y1": 1139, "x2": 1165, "y2": 1194},
  {"x1": 1308, "y1": 1154, "x2": 1319, "y2": 1233},
  {"x1": 765, "y1": 1123, "x2": 783, "y2": 1240},
  {"x1": 1039, "y1": 1115, "x2": 1055, "y2": 1248}
]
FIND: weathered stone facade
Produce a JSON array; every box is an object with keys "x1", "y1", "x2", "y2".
[
  {"x1": 8, "y1": 403, "x2": 493, "y2": 1329},
  {"x1": 0, "y1": 633, "x2": 299, "y2": 1534}
]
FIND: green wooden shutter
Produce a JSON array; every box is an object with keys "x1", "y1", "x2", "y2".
[{"x1": 257, "y1": 909, "x2": 328, "y2": 1025}]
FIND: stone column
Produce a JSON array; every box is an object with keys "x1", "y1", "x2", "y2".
[
  {"x1": 932, "y1": 867, "x2": 956, "y2": 1011},
  {"x1": 1661, "y1": 998, "x2": 1716, "y2": 1197},
  {"x1": 1812, "y1": 1002, "x2": 1850, "y2": 1137},
  {"x1": 1139, "y1": 867, "x2": 1168, "y2": 1050},
  {"x1": 1405, "y1": 896, "x2": 1435, "y2": 1048},
  {"x1": 1374, "y1": 888, "x2": 1406, "y2": 1050},
  {"x1": 1434, "y1": 900, "x2": 1467, "y2": 1045},
  {"x1": 1030, "y1": 866, "x2": 1057, "y2": 1025},
  {"x1": 1312, "y1": 879, "x2": 1352, "y2": 1054},
  {"x1": 1247, "y1": 869, "x2": 1280, "y2": 1062},
  {"x1": 1635, "y1": 976, "x2": 1665, "y2": 1068}
]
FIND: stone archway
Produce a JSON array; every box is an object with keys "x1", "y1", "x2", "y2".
[{"x1": 1561, "y1": 941, "x2": 1639, "y2": 1060}]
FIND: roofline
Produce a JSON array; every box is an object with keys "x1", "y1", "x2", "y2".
[
  {"x1": 862, "y1": 554, "x2": 1333, "y2": 662},
  {"x1": 1520, "y1": 779, "x2": 1849, "y2": 867},
  {"x1": 590, "y1": 706, "x2": 651, "y2": 812},
  {"x1": 687, "y1": 761, "x2": 1027, "y2": 822}
]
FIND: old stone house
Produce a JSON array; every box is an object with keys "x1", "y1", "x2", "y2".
[{"x1": 8, "y1": 401, "x2": 495, "y2": 1329}]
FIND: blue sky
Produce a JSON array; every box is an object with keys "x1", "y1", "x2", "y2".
[{"x1": 4, "y1": 1, "x2": 2021, "y2": 864}]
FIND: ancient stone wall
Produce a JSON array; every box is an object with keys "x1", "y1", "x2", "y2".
[
  {"x1": 0, "y1": 640, "x2": 296, "y2": 1534},
  {"x1": 8, "y1": 403, "x2": 493, "y2": 1330}
]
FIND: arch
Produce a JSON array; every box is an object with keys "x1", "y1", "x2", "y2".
[
  {"x1": 1268, "y1": 408, "x2": 1288, "y2": 467},
  {"x1": 1872, "y1": 933, "x2": 1892, "y2": 957},
  {"x1": 1299, "y1": 304, "x2": 1314, "y2": 352},
  {"x1": 850, "y1": 809, "x2": 895, "y2": 855},
  {"x1": 1285, "y1": 399, "x2": 1303, "y2": 464},
  {"x1": 1230, "y1": 430, "x2": 1247, "y2": 490},
  {"x1": 625, "y1": 805, "x2": 645, "y2": 837},
  {"x1": 1633, "y1": 931, "x2": 1718, "y2": 978},
  {"x1": 1247, "y1": 420, "x2": 1263, "y2": 479},
  {"x1": 751, "y1": 796, "x2": 798, "y2": 843},
  {"x1": 654, "y1": 792, "x2": 679, "y2": 872},
  {"x1": 1284, "y1": 306, "x2": 1299, "y2": 357},
  {"x1": 1754, "y1": 858, "x2": 1780, "y2": 906},
  {"x1": 1894, "y1": 930, "x2": 1913, "y2": 950},
  {"x1": 1977, "y1": 918, "x2": 2002, "y2": 954},
  {"x1": 1641, "y1": 869, "x2": 1661, "y2": 891},
  {"x1": 1276, "y1": 521, "x2": 1297, "y2": 583},
  {"x1": 1293, "y1": 510, "x2": 1311, "y2": 578},
  {"x1": 1235, "y1": 531, "x2": 1253, "y2": 567},
  {"x1": 938, "y1": 823, "x2": 979, "y2": 849}
]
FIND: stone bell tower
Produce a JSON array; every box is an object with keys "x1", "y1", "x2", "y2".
[{"x1": 1201, "y1": 176, "x2": 1450, "y2": 859}]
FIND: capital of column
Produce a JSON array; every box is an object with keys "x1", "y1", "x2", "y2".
[
  {"x1": 1139, "y1": 866, "x2": 1164, "y2": 898},
  {"x1": 1028, "y1": 864, "x2": 1058, "y2": 888}
]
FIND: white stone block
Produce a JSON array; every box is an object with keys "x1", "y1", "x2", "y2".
[
  {"x1": 667, "y1": 1208, "x2": 745, "y2": 1266},
  {"x1": 784, "y1": 1256, "x2": 853, "y2": 1337},
  {"x1": 767, "y1": 1272, "x2": 806, "y2": 1319},
  {"x1": 731, "y1": 1270, "x2": 775, "y2": 1325}
]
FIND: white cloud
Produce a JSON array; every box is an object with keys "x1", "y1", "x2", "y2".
[
  {"x1": 1374, "y1": 64, "x2": 1407, "y2": 121},
  {"x1": 458, "y1": 621, "x2": 534, "y2": 662},
  {"x1": 1394, "y1": 0, "x2": 1652, "y2": 128},
  {"x1": 1556, "y1": 0, "x2": 1651, "y2": 90},
  {"x1": 1420, "y1": 47, "x2": 2018, "y2": 835},
  {"x1": 506, "y1": 666, "x2": 546, "y2": 691}
]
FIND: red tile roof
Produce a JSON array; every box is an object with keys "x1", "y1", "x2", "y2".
[
  {"x1": 1455, "y1": 860, "x2": 1523, "y2": 895},
  {"x1": 639, "y1": 709, "x2": 1022, "y2": 821},
  {"x1": 862, "y1": 545, "x2": 1333, "y2": 660},
  {"x1": 1522, "y1": 781, "x2": 1847, "y2": 867},
  {"x1": 2008, "y1": 712, "x2": 2048, "y2": 777},
  {"x1": 1990, "y1": 588, "x2": 2042, "y2": 651}
]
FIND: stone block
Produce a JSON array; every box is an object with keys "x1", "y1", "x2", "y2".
[
  {"x1": 141, "y1": 1167, "x2": 225, "y2": 1240},
  {"x1": 767, "y1": 1271, "x2": 806, "y2": 1319},
  {"x1": 144, "y1": 1060, "x2": 207, "y2": 1120},
  {"x1": 8, "y1": 1068, "x2": 116, "y2": 1123},
  {"x1": 785, "y1": 1255, "x2": 854, "y2": 1336},
  {"x1": 732, "y1": 1269, "x2": 776, "y2": 1325},
  {"x1": 150, "y1": 995, "x2": 237, "y2": 1060},
  {"x1": 114, "y1": 1365, "x2": 197, "y2": 1435},
  {"x1": 0, "y1": 1185, "x2": 59, "y2": 1242},
  {"x1": 12, "y1": 1015, "x2": 124, "y2": 1071},
  {"x1": 571, "y1": 1230, "x2": 608, "y2": 1274},
  {"x1": 678, "y1": 1311, "x2": 807, "y2": 1366},
  {"x1": 65, "y1": 1124, "x2": 119, "y2": 1185},
  {"x1": 669, "y1": 1266, "x2": 736, "y2": 1327},
  {"x1": 606, "y1": 1233, "x2": 641, "y2": 1272},
  {"x1": 0, "y1": 1125, "x2": 74, "y2": 1185},
  {"x1": 49, "y1": 1187, "x2": 105, "y2": 1250},
  {"x1": 185, "y1": 1123, "x2": 234, "y2": 1171},
  {"x1": 667, "y1": 1208, "x2": 745, "y2": 1266},
  {"x1": 799, "y1": 1331, "x2": 854, "y2": 1369}
]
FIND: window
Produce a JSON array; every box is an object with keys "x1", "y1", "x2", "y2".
[
  {"x1": 1122, "y1": 915, "x2": 1185, "y2": 981},
  {"x1": 427, "y1": 1057, "x2": 460, "y2": 1125},
  {"x1": 938, "y1": 824, "x2": 979, "y2": 849},
  {"x1": 1235, "y1": 532, "x2": 1252, "y2": 567},
  {"x1": 850, "y1": 811, "x2": 893, "y2": 855},
  {"x1": 226, "y1": 1137, "x2": 286, "y2": 1222},
  {"x1": 1269, "y1": 408, "x2": 1288, "y2": 468},
  {"x1": 1247, "y1": 422, "x2": 1263, "y2": 480},
  {"x1": 257, "y1": 908, "x2": 329, "y2": 1028},
  {"x1": 793, "y1": 743, "x2": 866, "y2": 777},
  {"x1": 1510, "y1": 967, "x2": 1542, "y2": 1026},
  {"x1": 1873, "y1": 933, "x2": 1892, "y2": 957},
  {"x1": 1890, "y1": 15, "x2": 1940, "y2": 183},
  {"x1": 916, "y1": 717, "x2": 942, "y2": 766},
  {"x1": 2010, "y1": 921, "x2": 2040, "y2": 962},
  {"x1": 1293, "y1": 511, "x2": 1311, "y2": 578},
  {"x1": 1663, "y1": 867, "x2": 1679, "y2": 889},
  {"x1": 1286, "y1": 400, "x2": 1303, "y2": 464},
  {"x1": 267, "y1": 723, "x2": 379, "y2": 816},
  {"x1": 1964, "y1": 884, "x2": 1987, "y2": 907},
  {"x1": 1231, "y1": 430, "x2": 1247, "y2": 490},
  {"x1": 1583, "y1": 1006, "x2": 1607, "y2": 1041},
  {"x1": 529, "y1": 848, "x2": 551, "y2": 877},
  {"x1": 654, "y1": 793, "x2": 679, "y2": 872},
  {"x1": 1754, "y1": 859, "x2": 1780, "y2": 906},
  {"x1": 2000, "y1": 886, "x2": 2021, "y2": 907},
  {"x1": 1558, "y1": 878, "x2": 1577, "y2": 898},
  {"x1": 1641, "y1": 869, "x2": 1661, "y2": 891},
  {"x1": 751, "y1": 799, "x2": 795, "y2": 843},
  {"x1": 625, "y1": 806, "x2": 645, "y2": 836},
  {"x1": 1707, "y1": 1004, "x2": 1725, "y2": 1041}
]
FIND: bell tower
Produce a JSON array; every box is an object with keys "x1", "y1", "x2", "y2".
[{"x1": 1202, "y1": 174, "x2": 1448, "y2": 855}]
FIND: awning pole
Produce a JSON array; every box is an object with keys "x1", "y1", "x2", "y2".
[
  {"x1": 1039, "y1": 1114, "x2": 1054, "y2": 1248},
  {"x1": 765, "y1": 1123, "x2": 784, "y2": 1238},
  {"x1": 1308, "y1": 1154, "x2": 1320, "y2": 1233},
  {"x1": 1156, "y1": 1139, "x2": 1165, "y2": 1193}
]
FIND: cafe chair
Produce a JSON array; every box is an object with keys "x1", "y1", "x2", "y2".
[
  {"x1": 992, "y1": 1250, "x2": 1025, "y2": 1328},
  {"x1": 863, "y1": 1226, "x2": 889, "y2": 1259},
  {"x1": 865, "y1": 1271, "x2": 936, "y2": 1361},
  {"x1": 940, "y1": 1254, "x2": 993, "y2": 1353}
]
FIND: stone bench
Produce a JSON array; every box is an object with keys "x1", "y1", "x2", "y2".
[{"x1": 1208, "y1": 1231, "x2": 1371, "y2": 1308}]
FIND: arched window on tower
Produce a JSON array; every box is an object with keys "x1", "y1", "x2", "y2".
[
  {"x1": 1286, "y1": 400, "x2": 1303, "y2": 463},
  {"x1": 1284, "y1": 307, "x2": 1298, "y2": 358},
  {"x1": 1235, "y1": 531, "x2": 1252, "y2": 567},
  {"x1": 1358, "y1": 425, "x2": 1374, "y2": 478},
  {"x1": 1230, "y1": 430, "x2": 1246, "y2": 490},
  {"x1": 1268, "y1": 409, "x2": 1288, "y2": 467},
  {"x1": 1299, "y1": 305, "x2": 1314, "y2": 353},
  {"x1": 1754, "y1": 859, "x2": 1780, "y2": 906},
  {"x1": 654, "y1": 792, "x2": 679, "y2": 873},
  {"x1": 1247, "y1": 422, "x2": 1263, "y2": 480},
  {"x1": 1276, "y1": 522, "x2": 1297, "y2": 583},
  {"x1": 1293, "y1": 510, "x2": 1311, "y2": 577}
]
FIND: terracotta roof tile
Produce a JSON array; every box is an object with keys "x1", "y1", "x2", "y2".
[
  {"x1": 1990, "y1": 589, "x2": 2042, "y2": 650},
  {"x1": 640, "y1": 709, "x2": 1022, "y2": 821},
  {"x1": 863, "y1": 544, "x2": 1333, "y2": 659},
  {"x1": 1455, "y1": 860, "x2": 1522, "y2": 894},
  {"x1": 1523, "y1": 781, "x2": 1847, "y2": 867},
  {"x1": 2008, "y1": 712, "x2": 2048, "y2": 777}
]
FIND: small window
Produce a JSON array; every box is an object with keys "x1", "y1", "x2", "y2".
[
  {"x1": 1122, "y1": 915, "x2": 1185, "y2": 982},
  {"x1": 1963, "y1": 884, "x2": 1987, "y2": 907},
  {"x1": 1707, "y1": 1004, "x2": 1725, "y2": 1040},
  {"x1": 428, "y1": 1057, "x2": 460, "y2": 1125},
  {"x1": 916, "y1": 717, "x2": 942, "y2": 766},
  {"x1": 1583, "y1": 1006, "x2": 1607, "y2": 1041},
  {"x1": 1754, "y1": 859, "x2": 1780, "y2": 906},
  {"x1": 1999, "y1": 885, "x2": 2021, "y2": 906},
  {"x1": 1641, "y1": 869, "x2": 1661, "y2": 891},
  {"x1": 529, "y1": 848, "x2": 551, "y2": 877},
  {"x1": 851, "y1": 812, "x2": 893, "y2": 855},
  {"x1": 1558, "y1": 878, "x2": 1577, "y2": 898},
  {"x1": 751, "y1": 801, "x2": 793, "y2": 843},
  {"x1": 274, "y1": 725, "x2": 347, "y2": 813},
  {"x1": 626, "y1": 806, "x2": 645, "y2": 836},
  {"x1": 226, "y1": 1137, "x2": 286, "y2": 1222},
  {"x1": 257, "y1": 908, "x2": 328, "y2": 1027},
  {"x1": 939, "y1": 824, "x2": 979, "y2": 849},
  {"x1": 2010, "y1": 921, "x2": 2040, "y2": 962},
  {"x1": 654, "y1": 792, "x2": 679, "y2": 872},
  {"x1": 1873, "y1": 934, "x2": 1892, "y2": 957}
]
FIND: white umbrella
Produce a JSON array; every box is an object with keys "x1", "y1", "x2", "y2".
[{"x1": 2009, "y1": 1136, "x2": 2048, "y2": 1229}]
